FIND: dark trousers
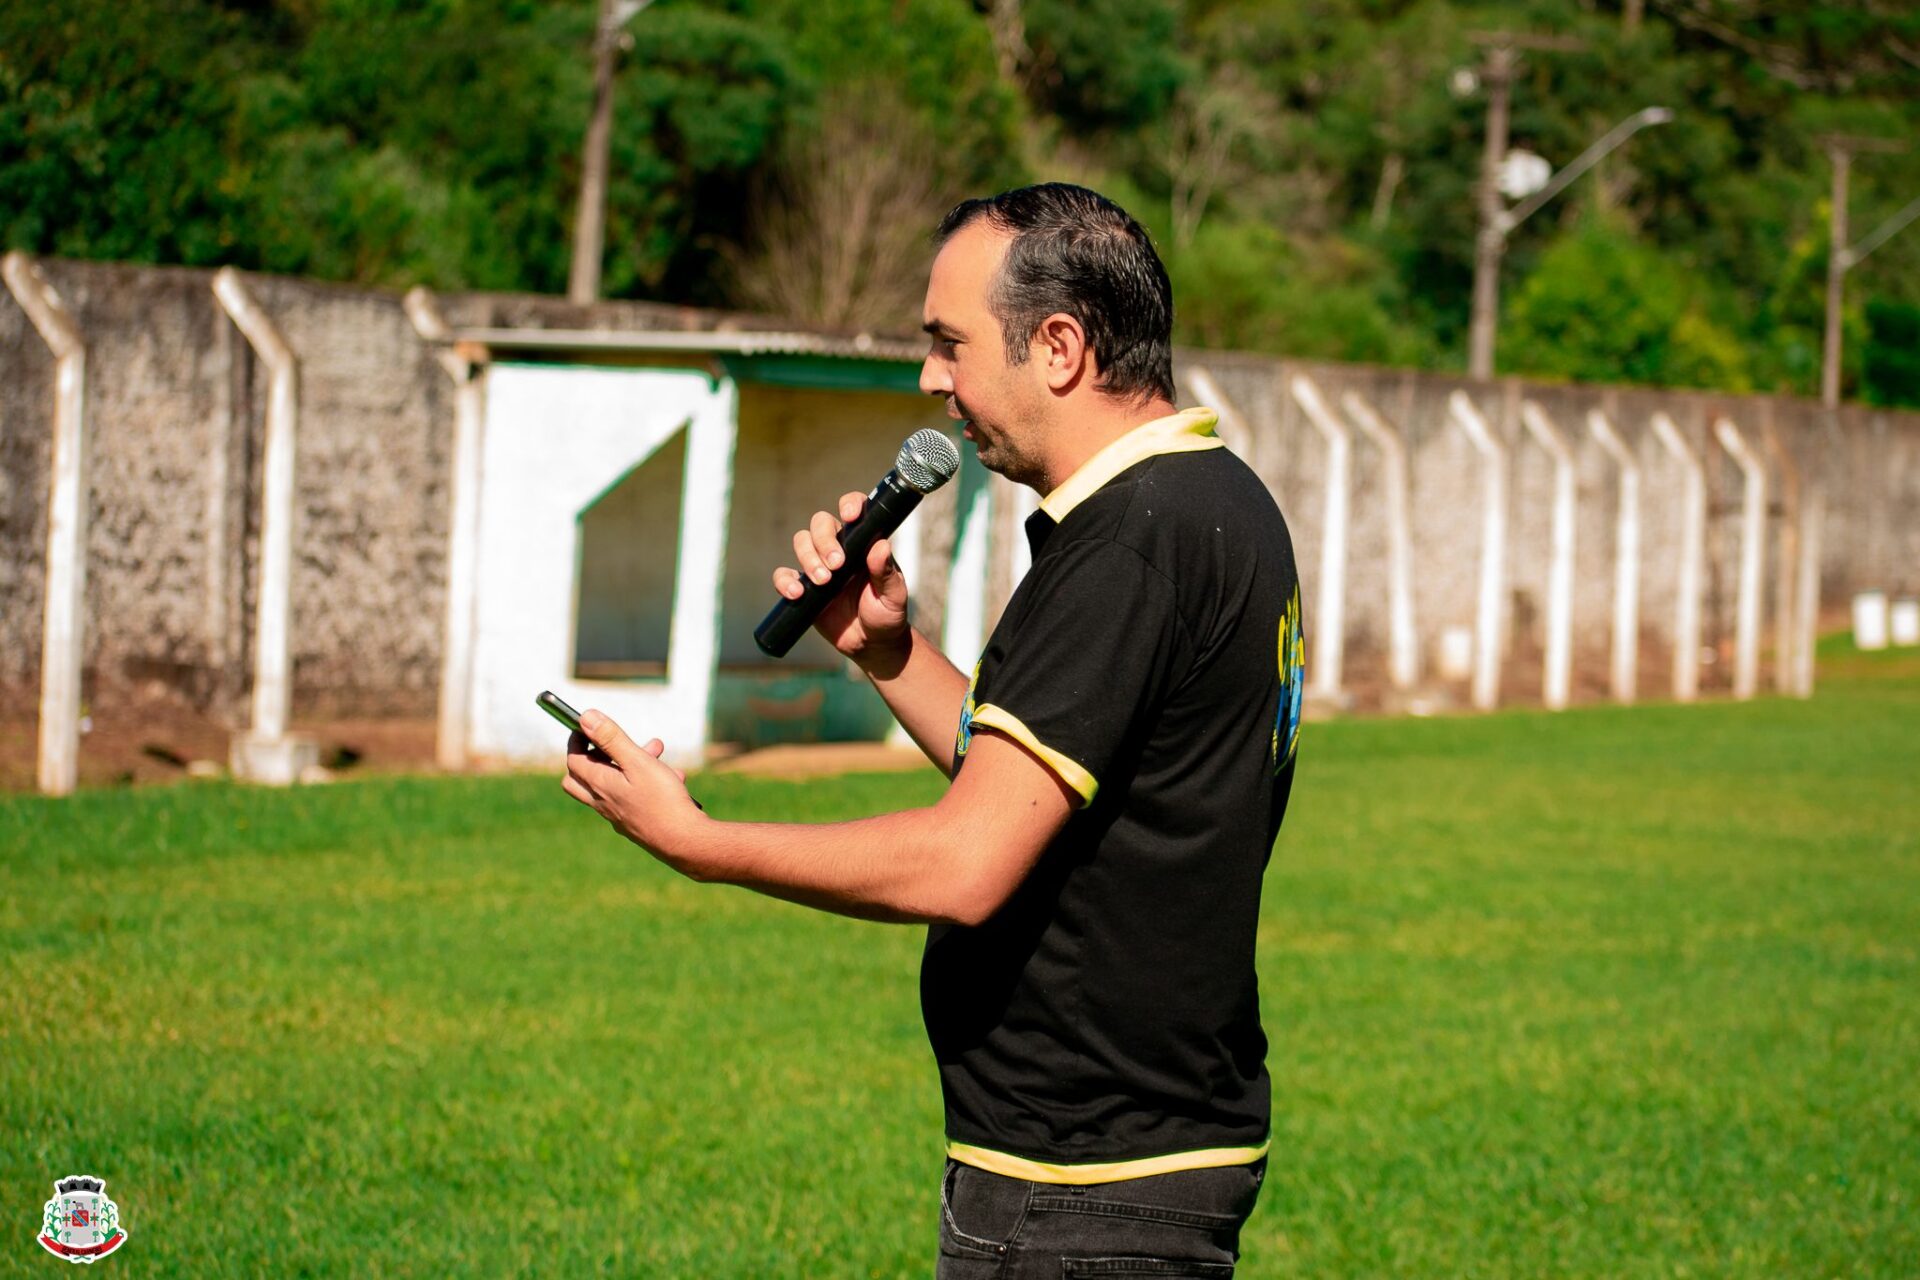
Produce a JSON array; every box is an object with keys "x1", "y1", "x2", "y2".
[{"x1": 936, "y1": 1157, "x2": 1266, "y2": 1278}]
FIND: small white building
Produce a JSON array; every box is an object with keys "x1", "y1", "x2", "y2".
[{"x1": 448, "y1": 328, "x2": 1017, "y2": 771}]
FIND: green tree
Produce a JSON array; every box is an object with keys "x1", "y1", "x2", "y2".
[
  {"x1": 1505, "y1": 212, "x2": 1751, "y2": 390},
  {"x1": 1021, "y1": 0, "x2": 1190, "y2": 133},
  {"x1": 3, "y1": 0, "x2": 1917, "y2": 408},
  {"x1": 0, "y1": 0, "x2": 250, "y2": 264},
  {"x1": 1864, "y1": 299, "x2": 1920, "y2": 408},
  {"x1": 1165, "y1": 216, "x2": 1434, "y2": 366}
]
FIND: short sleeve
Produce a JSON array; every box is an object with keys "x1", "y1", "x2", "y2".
[{"x1": 966, "y1": 538, "x2": 1189, "y2": 807}]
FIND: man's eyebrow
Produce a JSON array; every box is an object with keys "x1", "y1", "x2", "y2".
[{"x1": 922, "y1": 318, "x2": 966, "y2": 341}]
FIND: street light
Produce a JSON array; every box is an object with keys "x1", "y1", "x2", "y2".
[
  {"x1": 568, "y1": 0, "x2": 656, "y2": 306},
  {"x1": 1467, "y1": 103, "x2": 1674, "y2": 379}
]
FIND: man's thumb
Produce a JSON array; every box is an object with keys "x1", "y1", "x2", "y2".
[{"x1": 580, "y1": 710, "x2": 639, "y2": 766}]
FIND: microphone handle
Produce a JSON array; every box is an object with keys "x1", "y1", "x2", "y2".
[{"x1": 754, "y1": 471, "x2": 925, "y2": 658}]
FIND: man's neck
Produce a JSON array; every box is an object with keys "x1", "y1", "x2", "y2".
[{"x1": 1034, "y1": 396, "x2": 1182, "y2": 495}]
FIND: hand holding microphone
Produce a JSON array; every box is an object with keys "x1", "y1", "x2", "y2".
[{"x1": 758, "y1": 429, "x2": 961, "y2": 660}]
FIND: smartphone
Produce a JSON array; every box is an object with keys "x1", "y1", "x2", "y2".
[
  {"x1": 538, "y1": 689, "x2": 610, "y2": 761},
  {"x1": 537, "y1": 689, "x2": 586, "y2": 735}
]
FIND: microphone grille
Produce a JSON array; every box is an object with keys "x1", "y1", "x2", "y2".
[{"x1": 895, "y1": 428, "x2": 962, "y2": 493}]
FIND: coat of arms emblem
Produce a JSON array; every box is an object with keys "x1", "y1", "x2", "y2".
[{"x1": 38, "y1": 1176, "x2": 127, "y2": 1263}]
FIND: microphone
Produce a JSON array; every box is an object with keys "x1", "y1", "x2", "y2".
[{"x1": 755, "y1": 428, "x2": 962, "y2": 658}]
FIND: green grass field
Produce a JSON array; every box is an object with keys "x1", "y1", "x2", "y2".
[{"x1": 4, "y1": 655, "x2": 1918, "y2": 1277}]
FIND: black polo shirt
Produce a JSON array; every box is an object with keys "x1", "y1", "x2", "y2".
[{"x1": 928, "y1": 407, "x2": 1304, "y2": 1184}]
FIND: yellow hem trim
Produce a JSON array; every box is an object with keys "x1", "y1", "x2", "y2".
[
  {"x1": 1040, "y1": 407, "x2": 1224, "y2": 522},
  {"x1": 968, "y1": 706, "x2": 1098, "y2": 807},
  {"x1": 946, "y1": 1140, "x2": 1271, "y2": 1186}
]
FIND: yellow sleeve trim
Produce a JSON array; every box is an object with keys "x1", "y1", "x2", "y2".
[
  {"x1": 968, "y1": 705, "x2": 1098, "y2": 807},
  {"x1": 947, "y1": 1140, "x2": 1271, "y2": 1185}
]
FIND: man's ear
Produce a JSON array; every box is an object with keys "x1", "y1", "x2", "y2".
[{"x1": 1033, "y1": 312, "x2": 1091, "y2": 392}]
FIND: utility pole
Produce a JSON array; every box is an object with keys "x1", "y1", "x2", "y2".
[
  {"x1": 1465, "y1": 32, "x2": 1585, "y2": 381},
  {"x1": 569, "y1": 0, "x2": 654, "y2": 306},
  {"x1": 1820, "y1": 134, "x2": 1910, "y2": 409},
  {"x1": 1466, "y1": 39, "x2": 1519, "y2": 382},
  {"x1": 1468, "y1": 99, "x2": 1674, "y2": 379},
  {"x1": 1463, "y1": 34, "x2": 1674, "y2": 382}
]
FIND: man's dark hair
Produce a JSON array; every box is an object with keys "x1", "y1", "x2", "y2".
[{"x1": 936, "y1": 184, "x2": 1175, "y2": 404}]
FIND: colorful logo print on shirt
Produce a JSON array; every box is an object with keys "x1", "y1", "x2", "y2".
[
  {"x1": 1272, "y1": 585, "x2": 1304, "y2": 774},
  {"x1": 955, "y1": 662, "x2": 980, "y2": 762}
]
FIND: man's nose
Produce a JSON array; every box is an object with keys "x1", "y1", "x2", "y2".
[{"x1": 919, "y1": 354, "x2": 950, "y2": 397}]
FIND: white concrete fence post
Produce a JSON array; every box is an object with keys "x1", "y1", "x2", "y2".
[
  {"x1": 213, "y1": 268, "x2": 320, "y2": 784},
  {"x1": 1448, "y1": 391, "x2": 1508, "y2": 711},
  {"x1": 1341, "y1": 392, "x2": 1419, "y2": 691},
  {"x1": 1764, "y1": 423, "x2": 1801, "y2": 696},
  {"x1": 942, "y1": 469, "x2": 992, "y2": 668},
  {"x1": 1795, "y1": 484, "x2": 1823, "y2": 699},
  {"x1": 1649, "y1": 412, "x2": 1704, "y2": 703},
  {"x1": 405, "y1": 287, "x2": 490, "y2": 771},
  {"x1": 2, "y1": 253, "x2": 88, "y2": 797},
  {"x1": 1586, "y1": 409, "x2": 1641, "y2": 704},
  {"x1": 1763, "y1": 421, "x2": 1823, "y2": 700},
  {"x1": 1005, "y1": 481, "x2": 1039, "y2": 585},
  {"x1": 1288, "y1": 375, "x2": 1351, "y2": 703},
  {"x1": 1713, "y1": 415, "x2": 1768, "y2": 701},
  {"x1": 1520, "y1": 401, "x2": 1577, "y2": 710}
]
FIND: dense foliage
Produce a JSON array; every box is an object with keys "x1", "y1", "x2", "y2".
[{"x1": 3, "y1": 0, "x2": 1916, "y2": 403}]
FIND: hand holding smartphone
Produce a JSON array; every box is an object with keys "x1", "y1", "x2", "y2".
[{"x1": 537, "y1": 690, "x2": 703, "y2": 810}]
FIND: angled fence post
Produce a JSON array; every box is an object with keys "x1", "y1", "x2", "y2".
[
  {"x1": 1649, "y1": 412, "x2": 1704, "y2": 702},
  {"x1": 1449, "y1": 391, "x2": 1507, "y2": 711},
  {"x1": 1289, "y1": 375, "x2": 1350, "y2": 702},
  {"x1": 213, "y1": 268, "x2": 318, "y2": 783},
  {"x1": 3, "y1": 253, "x2": 87, "y2": 796},
  {"x1": 405, "y1": 288, "x2": 490, "y2": 771},
  {"x1": 1341, "y1": 391, "x2": 1418, "y2": 691},
  {"x1": 1586, "y1": 409, "x2": 1641, "y2": 704},
  {"x1": 1713, "y1": 415, "x2": 1767, "y2": 701},
  {"x1": 1520, "y1": 401, "x2": 1577, "y2": 709}
]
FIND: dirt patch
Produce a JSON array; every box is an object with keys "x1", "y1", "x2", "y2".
[
  {"x1": 705, "y1": 742, "x2": 933, "y2": 780},
  {"x1": 1, "y1": 681, "x2": 439, "y2": 791},
  {"x1": 0, "y1": 678, "x2": 934, "y2": 792}
]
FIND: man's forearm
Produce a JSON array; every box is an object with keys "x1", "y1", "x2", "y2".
[
  {"x1": 859, "y1": 626, "x2": 969, "y2": 776},
  {"x1": 569, "y1": 714, "x2": 1070, "y2": 929},
  {"x1": 673, "y1": 807, "x2": 984, "y2": 925}
]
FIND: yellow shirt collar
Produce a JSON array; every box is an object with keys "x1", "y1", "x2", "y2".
[{"x1": 1038, "y1": 406, "x2": 1224, "y2": 522}]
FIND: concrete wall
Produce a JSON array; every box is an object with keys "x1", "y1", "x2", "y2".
[
  {"x1": 1178, "y1": 353, "x2": 1920, "y2": 701},
  {"x1": 0, "y1": 260, "x2": 453, "y2": 719},
  {"x1": 0, "y1": 260, "x2": 771, "y2": 728},
  {"x1": 4, "y1": 256, "x2": 1919, "y2": 757}
]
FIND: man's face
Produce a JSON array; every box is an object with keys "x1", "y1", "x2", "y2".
[{"x1": 919, "y1": 221, "x2": 1048, "y2": 486}]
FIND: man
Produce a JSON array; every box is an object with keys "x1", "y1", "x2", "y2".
[{"x1": 562, "y1": 183, "x2": 1304, "y2": 1276}]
